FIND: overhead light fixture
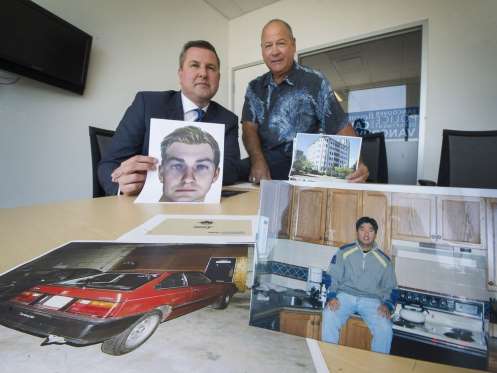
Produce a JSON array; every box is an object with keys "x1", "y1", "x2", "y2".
[{"x1": 334, "y1": 91, "x2": 343, "y2": 102}]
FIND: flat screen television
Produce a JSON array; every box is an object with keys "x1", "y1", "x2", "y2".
[{"x1": 0, "y1": 0, "x2": 92, "y2": 95}]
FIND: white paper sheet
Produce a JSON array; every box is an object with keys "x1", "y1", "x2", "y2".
[{"x1": 118, "y1": 214, "x2": 261, "y2": 244}]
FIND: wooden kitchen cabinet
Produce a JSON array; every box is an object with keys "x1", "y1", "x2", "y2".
[
  {"x1": 325, "y1": 189, "x2": 362, "y2": 248},
  {"x1": 486, "y1": 199, "x2": 497, "y2": 290},
  {"x1": 279, "y1": 194, "x2": 293, "y2": 239},
  {"x1": 290, "y1": 187, "x2": 392, "y2": 255},
  {"x1": 276, "y1": 185, "x2": 293, "y2": 239},
  {"x1": 279, "y1": 309, "x2": 372, "y2": 351},
  {"x1": 392, "y1": 193, "x2": 486, "y2": 248},
  {"x1": 290, "y1": 187, "x2": 328, "y2": 244},
  {"x1": 279, "y1": 309, "x2": 321, "y2": 340},
  {"x1": 287, "y1": 186, "x2": 490, "y2": 252},
  {"x1": 338, "y1": 317, "x2": 372, "y2": 351},
  {"x1": 437, "y1": 196, "x2": 485, "y2": 248},
  {"x1": 325, "y1": 190, "x2": 391, "y2": 255},
  {"x1": 361, "y1": 191, "x2": 392, "y2": 256},
  {"x1": 391, "y1": 193, "x2": 437, "y2": 243}
]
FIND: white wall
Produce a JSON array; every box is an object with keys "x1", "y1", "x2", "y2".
[
  {"x1": 3, "y1": 0, "x2": 496, "y2": 208},
  {"x1": 0, "y1": 0, "x2": 230, "y2": 207},
  {"x1": 228, "y1": 0, "x2": 497, "y2": 181}
]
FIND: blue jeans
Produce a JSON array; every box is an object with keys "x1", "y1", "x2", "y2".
[{"x1": 321, "y1": 292, "x2": 393, "y2": 354}]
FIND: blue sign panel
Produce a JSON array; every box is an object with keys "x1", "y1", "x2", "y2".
[{"x1": 348, "y1": 107, "x2": 419, "y2": 141}]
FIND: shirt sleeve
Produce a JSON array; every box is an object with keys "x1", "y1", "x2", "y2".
[
  {"x1": 97, "y1": 92, "x2": 147, "y2": 195},
  {"x1": 317, "y1": 77, "x2": 348, "y2": 135},
  {"x1": 326, "y1": 251, "x2": 344, "y2": 300},
  {"x1": 379, "y1": 262, "x2": 398, "y2": 312},
  {"x1": 241, "y1": 81, "x2": 265, "y2": 125}
]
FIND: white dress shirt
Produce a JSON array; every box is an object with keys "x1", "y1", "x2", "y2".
[{"x1": 181, "y1": 92, "x2": 209, "y2": 122}]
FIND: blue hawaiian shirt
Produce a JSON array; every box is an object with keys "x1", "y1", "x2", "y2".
[{"x1": 241, "y1": 62, "x2": 347, "y2": 158}]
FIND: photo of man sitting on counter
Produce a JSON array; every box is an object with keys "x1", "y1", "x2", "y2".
[{"x1": 250, "y1": 180, "x2": 491, "y2": 371}]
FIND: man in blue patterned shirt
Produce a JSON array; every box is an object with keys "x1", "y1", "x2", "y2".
[{"x1": 241, "y1": 19, "x2": 369, "y2": 182}]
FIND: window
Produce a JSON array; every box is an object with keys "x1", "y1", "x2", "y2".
[
  {"x1": 300, "y1": 27, "x2": 422, "y2": 184},
  {"x1": 186, "y1": 272, "x2": 211, "y2": 286},
  {"x1": 158, "y1": 272, "x2": 186, "y2": 289},
  {"x1": 59, "y1": 272, "x2": 158, "y2": 290}
]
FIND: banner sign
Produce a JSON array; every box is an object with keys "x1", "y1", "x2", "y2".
[{"x1": 348, "y1": 107, "x2": 419, "y2": 141}]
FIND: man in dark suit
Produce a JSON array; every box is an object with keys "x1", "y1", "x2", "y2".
[{"x1": 98, "y1": 40, "x2": 240, "y2": 196}]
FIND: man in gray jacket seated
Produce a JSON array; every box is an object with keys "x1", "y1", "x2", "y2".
[{"x1": 321, "y1": 217, "x2": 397, "y2": 354}]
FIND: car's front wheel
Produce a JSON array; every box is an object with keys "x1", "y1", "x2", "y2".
[{"x1": 101, "y1": 310, "x2": 161, "y2": 355}]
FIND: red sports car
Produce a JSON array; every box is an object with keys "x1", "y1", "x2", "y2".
[{"x1": 0, "y1": 271, "x2": 237, "y2": 355}]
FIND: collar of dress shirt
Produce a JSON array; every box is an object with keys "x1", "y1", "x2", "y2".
[
  {"x1": 263, "y1": 61, "x2": 297, "y2": 88},
  {"x1": 180, "y1": 92, "x2": 209, "y2": 121}
]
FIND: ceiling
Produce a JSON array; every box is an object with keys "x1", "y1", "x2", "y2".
[
  {"x1": 300, "y1": 30, "x2": 422, "y2": 94},
  {"x1": 203, "y1": 0, "x2": 280, "y2": 19}
]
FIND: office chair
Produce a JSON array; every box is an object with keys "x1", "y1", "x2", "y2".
[
  {"x1": 360, "y1": 132, "x2": 388, "y2": 183},
  {"x1": 89, "y1": 126, "x2": 115, "y2": 197},
  {"x1": 435, "y1": 129, "x2": 497, "y2": 188}
]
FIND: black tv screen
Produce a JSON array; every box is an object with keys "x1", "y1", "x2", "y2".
[{"x1": 0, "y1": 0, "x2": 92, "y2": 95}]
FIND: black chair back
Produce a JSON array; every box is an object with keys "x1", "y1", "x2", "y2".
[
  {"x1": 437, "y1": 129, "x2": 497, "y2": 188},
  {"x1": 360, "y1": 132, "x2": 388, "y2": 184},
  {"x1": 89, "y1": 126, "x2": 115, "y2": 197}
]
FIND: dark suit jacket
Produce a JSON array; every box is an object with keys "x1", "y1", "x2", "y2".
[{"x1": 98, "y1": 91, "x2": 241, "y2": 195}]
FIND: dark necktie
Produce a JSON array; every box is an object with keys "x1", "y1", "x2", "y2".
[{"x1": 194, "y1": 108, "x2": 205, "y2": 122}]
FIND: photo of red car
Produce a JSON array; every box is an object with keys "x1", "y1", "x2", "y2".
[{"x1": 0, "y1": 270, "x2": 237, "y2": 355}]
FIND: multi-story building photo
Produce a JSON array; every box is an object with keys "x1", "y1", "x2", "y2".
[{"x1": 305, "y1": 135, "x2": 351, "y2": 173}]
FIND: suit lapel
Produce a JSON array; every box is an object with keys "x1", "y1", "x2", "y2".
[
  {"x1": 203, "y1": 102, "x2": 216, "y2": 123},
  {"x1": 163, "y1": 91, "x2": 184, "y2": 121}
]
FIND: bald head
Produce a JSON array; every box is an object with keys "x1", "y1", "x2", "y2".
[{"x1": 261, "y1": 19, "x2": 295, "y2": 43}]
